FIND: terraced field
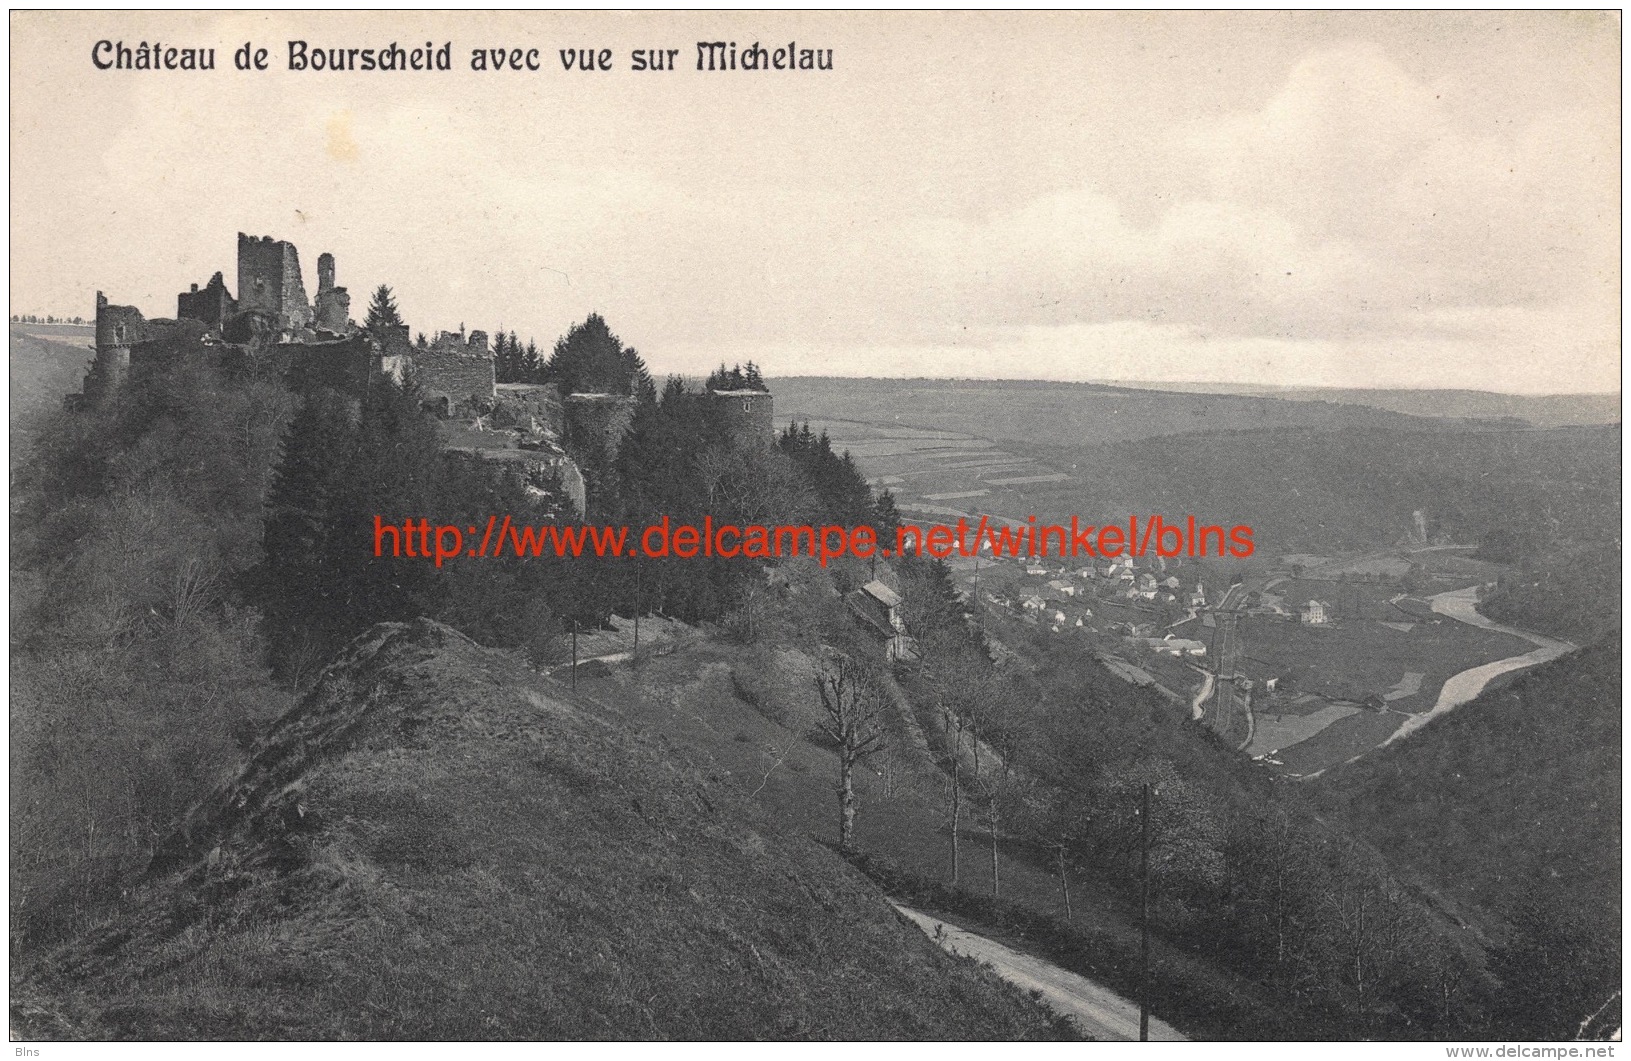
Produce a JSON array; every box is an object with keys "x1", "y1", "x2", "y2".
[{"x1": 779, "y1": 416, "x2": 1077, "y2": 526}]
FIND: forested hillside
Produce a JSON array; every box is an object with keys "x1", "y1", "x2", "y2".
[{"x1": 1309, "y1": 638, "x2": 1621, "y2": 1039}]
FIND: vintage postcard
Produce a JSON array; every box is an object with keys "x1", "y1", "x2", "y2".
[{"x1": 9, "y1": 10, "x2": 1621, "y2": 1045}]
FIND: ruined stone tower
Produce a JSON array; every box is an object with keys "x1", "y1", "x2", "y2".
[
  {"x1": 93, "y1": 291, "x2": 143, "y2": 394},
  {"x1": 702, "y1": 388, "x2": 775, "y2": 447},
  {"x1": 237, "y1": 233, "x2": 312, "y2": 334},
  {"x1": 313, "y1": 251, "x2": 351, "y2": 333}
]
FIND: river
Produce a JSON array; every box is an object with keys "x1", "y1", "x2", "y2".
[{"x1": 1379, "y1": 585, "x2": 1575, "y2": 747}]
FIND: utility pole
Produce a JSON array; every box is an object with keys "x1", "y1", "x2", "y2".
[
  {"x1": 571, "y1": 620, "x2": 578, "y2": 691},
  {"x1": 633, "y1": 563, "x2": 641, "y2": 669},
  {"x1": 1140, "y1": 781, "x2": 1152, "y2": 1042},
  {"x1": 972, "y1": 550, "x2": 981, "y2": 631}
]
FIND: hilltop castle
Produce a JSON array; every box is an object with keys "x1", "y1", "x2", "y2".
[
  {"x1": 81, "y1": 232, "x2": 774, "y2": 516},
  {"x1": 87, "y1": 232, "x2": 483, "y2": 406}
]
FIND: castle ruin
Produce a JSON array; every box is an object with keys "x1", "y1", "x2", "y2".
[
  {"x1": 78, "y1": 231, "x2": 660, "y2": 519},
  {"x1": 237, "y1": 233, "x2": 313, "y2": 336}
]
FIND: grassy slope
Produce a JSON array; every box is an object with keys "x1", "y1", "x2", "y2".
[
  {"x1": 1305, "y1": 638, "x2": 1621, "y2": 937},
  {"x1": 13, "y1": 620, "x2": 1068, "y2": 1041}
]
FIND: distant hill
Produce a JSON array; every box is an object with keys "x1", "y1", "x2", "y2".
[
  {"x1": 771, "y1": 377, "x2": 1464, "y2": 448},
  {"x1": 1090, "y1": 381, "x2": 1620, "y2": 429},
  {"x1": 9, "y1": 327, "x2": 91, "y2": 464},
  {"x1": 1014, "y1": 424, "x2": 1621, "y2": 555},
  {"x1": 13, "y1": 619, "x2": 1067, "y2": 1041}
]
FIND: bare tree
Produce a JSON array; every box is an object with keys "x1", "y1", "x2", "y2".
[
  {"x1": 1021, "y1": 783, "x2": 1090, "y2": 920},
  {"x1": 814, "y1": 651, "x2": 888, "y2": 850},
  {"x1": 925, "y1": 641, "x2": 1002, "y2": 886},
  {"x1": 971, "y1": 691, "x2": 1019, "y2": 898},
  {"x1": 944, "y1": 705, "x2": 969, "y2": 884},
  {"x1": 1319, "y1": 849, "x2": 1423, "y2": 1022}
]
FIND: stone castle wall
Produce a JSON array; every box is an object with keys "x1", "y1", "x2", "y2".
[
  {"x1": 494, "y1": 382, "x2": 565, "y2": 433},
  {"x1": 412, "y1": 331, "x2": 496, "y2": 416},
  {"x1": 177, "y1": 271, "x2": 237, "y2": 329}
]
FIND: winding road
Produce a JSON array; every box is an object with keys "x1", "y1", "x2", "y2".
[{"x1": 893, "y1": 904, "x2": 1186, "y2": 1042}]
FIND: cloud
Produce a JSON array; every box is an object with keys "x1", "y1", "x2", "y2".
[{"x1": 13, "y1": 16, "x2": 1617, "y2": 394}]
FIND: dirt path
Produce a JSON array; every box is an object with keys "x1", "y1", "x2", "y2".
[
  {"x1": 893, "y1": 904, "x2": 1186, "y2": 1042},
  {"x1": 1187, "y1": 666, "x2": 1213, "y2": 722}
]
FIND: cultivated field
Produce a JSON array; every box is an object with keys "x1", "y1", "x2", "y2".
[{"x1": 1272, "y1": 710, "x2": 1408, "y2": 775}]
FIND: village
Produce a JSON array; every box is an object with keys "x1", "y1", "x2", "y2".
[{"x1": 924, "y1": 532, "x2": 1537, "y2": 777}]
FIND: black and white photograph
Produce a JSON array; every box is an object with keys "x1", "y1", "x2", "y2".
[{"x1": 7, "y1": 9, "x2": 1622, "y2": 1044}]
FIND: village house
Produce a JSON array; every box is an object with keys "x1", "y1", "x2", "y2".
[
  {"x1": 1301, "y1": 599, "x2": 1331, "y2": 625},
  {"x1": 847, "y1": 579, "x2": 918, "y2": 662}
]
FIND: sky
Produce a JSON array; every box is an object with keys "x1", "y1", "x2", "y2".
[{"x1": 10, "y1": 11, "x2": 1621, "y2": 393}]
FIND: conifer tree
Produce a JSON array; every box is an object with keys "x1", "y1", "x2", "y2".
[
  {"x1": 545, "y1": 313, "x2": 654, "y2": 397},
  {"x1": 365, "y1": 284, "x2": 404, "y2": 332},
  {"x1": 491, "y1": 328, "x2": 510, "y2": 382}
]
